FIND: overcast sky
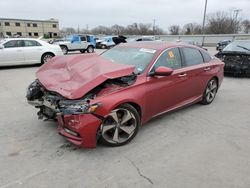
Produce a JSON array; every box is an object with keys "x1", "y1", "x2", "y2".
[{"x1": 1, "y1": 0, "x2": 250, "y2": 30}]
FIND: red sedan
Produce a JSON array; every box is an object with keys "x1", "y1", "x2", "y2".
[{"x1": 27, "y1": 42, "x2": 224, "y2": 148}]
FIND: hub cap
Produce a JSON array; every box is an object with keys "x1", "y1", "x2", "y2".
[
  {"x1": 43, "y1": 54, "x2": 53, "y2": 63},
  {"x1": 206, "y1": 79, "x2": 217, "y2": 103},
  {"x1": 101, "y1": 108, "x2": 137, "y2": 144}
]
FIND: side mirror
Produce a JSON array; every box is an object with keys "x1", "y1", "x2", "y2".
[
  {"x1": 0, "y1": 44, "x2": 4, "y2": 49},
  {"x1": 151, "y1": 66, "x2": 173, "y2": 76}
]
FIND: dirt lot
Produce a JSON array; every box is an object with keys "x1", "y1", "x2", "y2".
[{"x1": 0, "y1": 49, "x2": 250, "y2": 188}]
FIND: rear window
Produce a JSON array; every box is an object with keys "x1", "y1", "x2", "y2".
[{"x1": 201, "y1": 51, "x2": 212, "y2": 62}]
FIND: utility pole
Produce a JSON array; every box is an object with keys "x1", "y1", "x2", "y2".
[
  {"x1": 153, "y1": 19, "x2": 156, "y2": 35},
  {"x1": 202, "y1": 0, "x2": 208, "y2": 46},
  {"x1": 233, "y1": 9, "x2": 242, "y2": 34}
]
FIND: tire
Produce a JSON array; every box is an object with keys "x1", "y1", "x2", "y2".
[
  {"x1": 101, "y1": 44, "x2": 107, "y2": 49},
  {"x1": 60, "y1": 46, "x2": 68, "y2": 55},
  {"x1": 100, "y1": 103, "x2": 140, "y2": 147},
  {"x1": 80, "y1": 50, "x2": 85, "y2": 53},
  {"x1": 41, "y1": 53, "x2": 54, "y2": 64},
  {"x1": 87, "y1": 46, "x2": 94, "y2": 53},
  {"x1": 201, "y1": 78, "x2": 218, "y2": 105}
]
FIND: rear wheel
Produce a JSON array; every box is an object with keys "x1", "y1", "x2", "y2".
[
  {"x1": 60, "y1": 46, "x2": 68, "y2": 55},
  {"x1": 100, "y1": 104, "x2": 140, "y2": 147},
  {"x1": 80, "y1": 49, "x2": 85, "y2": 53},
  {"x1": 201, "y1": 78, "x2": 218, "y2": 105},
  {"x1": 41, "y1": 53, "x2": 54, "y2": 64},
  {"x1": 87, "y1": 46, "x2": 94, "y2": 53}
]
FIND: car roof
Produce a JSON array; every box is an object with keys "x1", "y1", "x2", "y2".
[
  {"x1": 4, "y1": 38, "x2": 40, "y2": 41},
  {"x1": 118, "y1": 41, "x2": 200, "y2": 50}
]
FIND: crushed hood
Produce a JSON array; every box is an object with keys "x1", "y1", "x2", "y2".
[{"x1": 36, "y1": 54, "x2": 135, "y2": 99}]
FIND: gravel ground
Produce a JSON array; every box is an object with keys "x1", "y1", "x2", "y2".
[{"x1": 0, "y1": 48, "x2": 250, "y2": 188}]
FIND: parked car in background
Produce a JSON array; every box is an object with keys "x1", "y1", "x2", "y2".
[
  {"x1": 215, "y1": 40, "x2": 250, "y2": 76},
  {"x1": 27, "y1": 42, "x2": 224, "y2": 148},
  {"x1": 127, "y1": 36, "x2": 160, "y2": 42},
  {"x1": 216, "y1": 40, "x2": 231, "y2": 51},
  {"x1": 96, "y1": 36, "x2": 115, "y2": 49},
  {"x1": 0, "y1": 38, "x2": 63, "y2": 66},
  {"x1": 55, "y1": 34, "x2": 96, "y2": 54},
  {"x1": 96, "y1": 35, "x2": 127, "y2": 49}
]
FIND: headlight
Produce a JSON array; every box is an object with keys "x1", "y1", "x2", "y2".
[{"x1": 59, "y1": 100, "x2": 101, "y2": 115}]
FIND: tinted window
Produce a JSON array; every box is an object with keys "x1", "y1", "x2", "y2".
[
  {"x1": 4, "y1": 40, "x2": 23, "y2": 48},
  {"x1": 201, "y1": 51, "x2": 212, "y2": 62},
  {"x1": 5, "y1": 22, "x2": 10, "y2": 26},
  {"x1": 33, "y1": 23, "x2": 37, "y2": 27},
  {"x1": 15, "y1": 22, "x2": 20, "y2": 26},
  {"x1": 182, "y1": 47, "x2": 203, "y2": 66},
  {"x1": 24, "y1": 40, "x2": 41, "y2": 47},
  {"x1": 81, "y1": 36, "x2": 87, "y2": 41},
  {"x1": 153, "y1": 48, "x2": 182, "y2": 70}
]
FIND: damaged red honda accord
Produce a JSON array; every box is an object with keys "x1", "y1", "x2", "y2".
[{"x1": 26, "y1": 42, "x2": 224, "y2": 148}]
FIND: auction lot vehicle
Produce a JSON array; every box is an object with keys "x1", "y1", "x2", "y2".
[
  {"x1": 96, "y1": 36, "x2": 115, "y2": 49},
  {"x1": 216, "y1": 39, "x2": 231, "y2": 51},
  {"x1": 215, "y1": 40, "x2": 250, "y2": 76},
  {"x1": 0, "y1": 38, "x2": 63, "y2": 66},
  {"x1": 56, "y1": 34, "x2": 96, "y2": 54},
  {"x1": 26, "y1": 42, "x2": 224, "y2": 148},
  {"x1": 96, "y1": 36, "x2": 127, "y2": 49}
]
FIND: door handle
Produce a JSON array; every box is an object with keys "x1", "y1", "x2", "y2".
[
  {"x1": 204, "y1": 67, "x2": 211, "y2": 71},
  {"x1": 178, "y1": 73, "x2": 187, "y2": 78}
]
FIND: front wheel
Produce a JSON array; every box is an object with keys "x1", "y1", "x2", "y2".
[
  {"x1": 201, "y1": 78, "x2": 218, "y2": 105},
  {"x1": 87, "y1": 46, "x2": 94, "y2": 53},
  {"x1": 80, "y1": 49, "x2": 85, "y2": 53},
  {"x1": 100, "y1": 104, "x2": 140, "y2": 147}
]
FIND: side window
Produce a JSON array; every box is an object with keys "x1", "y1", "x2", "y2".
[
  {"x1": 201, "y1": 50, "x2": 212, "y2": 62},
  {"x1": 80, "y1": 36, "x2": 86, "y2": 41},
  {"x1": 3, "y1": 40, "x2": 23, "y2": 48},
  {"x1": 153, "y1": 48, "x2": 182, "y2": 70},
  {"x1": 24, "y1": 40, "x2": 41, "y2": 47},
  {"x1": 182, "y1": 47, "x2": 204, "y2": 66}
]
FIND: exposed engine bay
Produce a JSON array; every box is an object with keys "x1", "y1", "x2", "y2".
[
  {"x1": 216, "y1": 52, "x2": 250, "y2": 76},
  {"x1": 26, "y1": 74, "x2": 137, "y2": 120}
]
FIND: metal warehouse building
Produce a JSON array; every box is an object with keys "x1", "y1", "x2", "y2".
[{"x1": 0, "y1": 18, "x2": 59, "y2": 38}]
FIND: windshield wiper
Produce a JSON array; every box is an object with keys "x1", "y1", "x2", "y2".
[{"x1": 236, "y1": 45, "x2": 250, "y2": 52}]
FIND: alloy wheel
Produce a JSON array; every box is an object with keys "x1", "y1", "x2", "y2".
[
  {"x1": 205, "y1": 79, "x2": 218, "y2": 103},
  {"x1": 101, "y1": 107, "x2": 138, "y2": 145}
]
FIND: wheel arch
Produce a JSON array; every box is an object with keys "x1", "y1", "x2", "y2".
[{"x1": 41, "y1": 52, "x2": 55, "y2": 64}]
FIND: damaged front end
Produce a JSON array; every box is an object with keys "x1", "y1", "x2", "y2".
[
  {"x1": 26, "y1": 74, "x2": 137, "y2": 148},
  {"x1": 216, "y1": 52, "x2": 250, "y2": 76}
]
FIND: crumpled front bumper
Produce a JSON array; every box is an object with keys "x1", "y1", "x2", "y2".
[{"x1": 57, "y1": 113, "x2": 102, "y2": 148}]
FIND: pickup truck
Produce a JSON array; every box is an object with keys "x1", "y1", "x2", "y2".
[{"x1": 56, "y1": 35, "x2": 96, "y2": 54}]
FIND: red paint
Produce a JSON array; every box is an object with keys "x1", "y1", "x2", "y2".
[{"x1": 37, "y1": 43, "x2": 224, "y2": 148}]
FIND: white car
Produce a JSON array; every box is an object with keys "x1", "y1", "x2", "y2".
[{"x1": 0, "y1": 38, "x2": 63, "y2": 66}]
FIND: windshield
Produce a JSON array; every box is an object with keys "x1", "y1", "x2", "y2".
[
  {"x1": 101, "y1": 47, "x2": 157, "y2": 74},
  {"x1": 223, "y1": 41, "x2": 250, "y2": 52}
]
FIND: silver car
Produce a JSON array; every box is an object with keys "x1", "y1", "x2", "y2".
[{"x1": 0, "y1": 38, "x2": 63, "y2": 66}]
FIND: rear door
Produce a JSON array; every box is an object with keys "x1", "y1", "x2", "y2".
[
  {"x1": 23, "y1": 40, "x2": 43, "y2": 64},
  {"x1": 0, "y1": 40, "x2": 25, "y2": 65},
  {"x1": 179, "y1": 47, "x2": 214, "y2": 99}
]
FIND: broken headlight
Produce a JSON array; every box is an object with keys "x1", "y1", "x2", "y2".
[{"x1": 59, "y1": 100, "x2": 101, "y2": 115}]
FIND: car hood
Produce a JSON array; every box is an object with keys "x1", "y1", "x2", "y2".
[{"x1": 36, "y1": 54, "x2": 135, "y2": 99}]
